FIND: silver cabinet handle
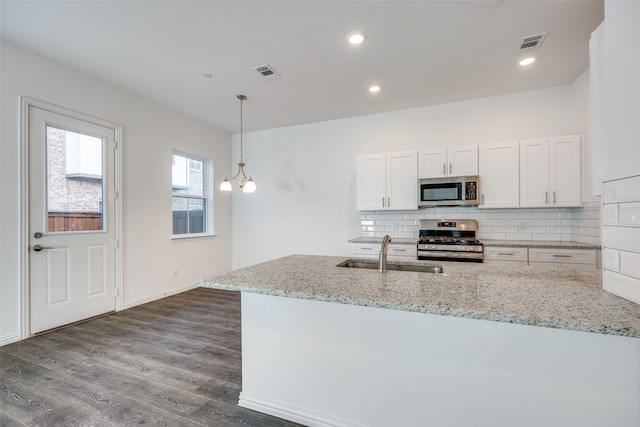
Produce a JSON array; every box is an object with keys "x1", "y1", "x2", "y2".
[
  {"x1": 33, "y1": 244, "x2": 53, "y2": 252},
  {"x1": 545, "y1": 191, "x2": 548, "y2": 204},
  {"x1": 387, "y1": 196, "x2": 390, "y2": 207},
  {"x1": 481, "y1": 193, "x2": 485, "y2": 205},
  {"x1": 497, "y1": 252, "x2": 515, "y2": 256},
  {"x1": 552, "y1": 191, "x2": 556, "y2": 204},
  {"x1": 361, "y1": 247, "x2": 373, "y2": 251},
  {"x1": 382, "y1": 197, "x2": 385, "y2": 208},
  {"x1": 449, "y1": 163, "x2": 452, "y2": 175},
  {"x1": 443, "y1": 163, "x2": 446, "y2": 175},
  {"x1": 553, "y1": 254, "x2": 572, "y2": 258}
]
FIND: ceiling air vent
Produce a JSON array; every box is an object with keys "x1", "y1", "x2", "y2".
[
  {"x1": 253, "y1": 64, "x2": 281, "y2": 81},
  {"x1": 518, "y1": 32, "x2": 547, "y2": 51}
]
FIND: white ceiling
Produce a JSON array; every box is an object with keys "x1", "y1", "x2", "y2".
[{"x1": 1, "y1": 0, "x2": 604, "y2": 134}]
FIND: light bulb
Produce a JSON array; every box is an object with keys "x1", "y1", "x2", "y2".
[
  {"x1": 519, "y1": 56, "x2": 536, "y2": 66},
  {"x1": 347, "y1": 31, "x2": 367, "y2": 45},
  {"x1": 243, "y1": 178, "x2": 256, "y2": 193},
  {"x1": 220, "y1": 178, "x2": 232, "y2": 191}
]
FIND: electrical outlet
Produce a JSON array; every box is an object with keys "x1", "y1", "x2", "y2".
[
  {"x1": 519, "y1": 222, "x2": 527, "y2": 232},
  {"x1": 173, "y1": 267, "x2": 179, "y2": 277},
  {"x1": 334, "y1": 208, "x2": 340, "y2": 216}
]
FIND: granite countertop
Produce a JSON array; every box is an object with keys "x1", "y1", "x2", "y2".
[
  {"x1": 481, "y1": 239, "x2": 601, "y2": 249},
  {"x1": 349, "y1": 237, "x2": 417, "y2": 245},
  {"x1": 198, "y1": 254, "x2": 640, "y2": 338},
  {"x1": 350, "y1": 236, "x2": 601, "y2": 249}
]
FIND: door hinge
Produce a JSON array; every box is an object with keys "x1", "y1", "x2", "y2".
[
  {"x1": 114, "y1": 190, "x2": 119, "y2": 199},
  {"x1": 114, "y1": 239, "x2": 118, "y2": 249}
]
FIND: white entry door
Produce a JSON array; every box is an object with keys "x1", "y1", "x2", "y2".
[{"x1": 29, "y1": 105, "x2": 118, "y2": 334}]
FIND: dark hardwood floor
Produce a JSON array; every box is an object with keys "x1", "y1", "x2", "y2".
[{"x1": 1, "y1": 288, "x2": 303, "y2": 426}]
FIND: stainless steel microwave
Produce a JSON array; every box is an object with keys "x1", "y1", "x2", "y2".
[{"x1": 418, "y1": 176, "x2": 480, "y2": 207}]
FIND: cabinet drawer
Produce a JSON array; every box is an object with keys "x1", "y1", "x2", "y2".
[
  {"x1": 351, "y1": 243, "x2": 381, "y2": 258},
  {"x1": 351, "y1": 243, "x2": 417, "y2": 259},
  {"x1": 484, "y1": 247, "x2": 528, "y2": 262},
  {"x1": 388, "y1": 244, "x2": 417, "y2": 259},
  {"x1": 528, "y1": 248, "x2": 596, "y2": 266}
]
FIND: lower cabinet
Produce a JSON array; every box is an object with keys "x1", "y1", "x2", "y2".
[
  {"x1": 351, "y1": 243, "x2": 417, "y2": 260},
  {"x1": 485, "y1": 246, "x2": 597, "y2": 268},
  {"x1": 483, "y1": 247, "x2": 528, "y2": 265},
  {"x1": 528, "y1": 248, "x2": 597, "y2": 269}
]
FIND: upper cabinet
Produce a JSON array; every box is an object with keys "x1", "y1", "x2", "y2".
[
  {"x1": 418, "y1": 145, "x2": 478, "y2": 178},
  {"x1": 520, "y1": 135, "x2": 582, "y2": 208},
  {"x1": 478, "y1": 141, "x2": 520, "y2": 208},
  {"x1": 356, "y1": 150, "x2": 418, "y2": 211}
]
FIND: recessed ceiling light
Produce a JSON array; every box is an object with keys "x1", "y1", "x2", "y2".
[
  {"x1": 369, "y1": 85, "x2": 382, "y2": 93},
  {"x1": 203, "y1": 72, "x2": 213, "y2": 78},
  {"x1": 519, "y1": 56, "x2": 536, "y2": 66},
  {"x1": 347, "y1": 31, "x2": 367, "y2": 45}
]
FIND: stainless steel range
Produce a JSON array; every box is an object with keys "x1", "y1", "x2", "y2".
[{"x1": 417, "y1": 219, "x2": 483, "y2": 262}]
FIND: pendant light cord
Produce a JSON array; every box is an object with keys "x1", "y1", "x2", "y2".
[{"x1": 238, "y1": 94, "x2": 246, "y2": 165}]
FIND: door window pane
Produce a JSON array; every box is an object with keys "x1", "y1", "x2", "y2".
[{"x1": 47, "y1": 125, "x2": 104, "y2": 232}]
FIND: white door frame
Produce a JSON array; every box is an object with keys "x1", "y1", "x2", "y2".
[{"x1": 19, "y1": 96, "x2": 123, "y2": 339}]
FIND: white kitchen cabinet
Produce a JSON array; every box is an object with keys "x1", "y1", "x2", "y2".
[
  {"x1": 520, "y1": 135, "x2": 582, "y2": 208},
  {"x1": 478, "y1": 141, "x2": 519, "y2": 208},
  {"x1": 549, "y1": 135, "x2": 582, "y2": 207},
  {"x1": 418, "y1": 145, "x2": 478, "y2": 178},
  {"x1": 387, "y1": 244, "x2": 417, "y2": 260},
  {"x1": 483, "y1": 247, "x2": 528, "y2": 265},
  {"x1": 350, "y1": 243, "x2": 417, "y2": 260},
  {"x1": 350, "y1": 242, "x2": 380, "y2": 258},
  {"x1": 356, "y1": 150, "x2": 418, "y2": 210},
  {"x1": 528, "y1": 248, "x2": 597, "y2": 268}
]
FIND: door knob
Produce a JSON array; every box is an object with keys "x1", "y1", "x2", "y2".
[{"x1": 32, "y1": 244, "x2": 53, "y2": 252}]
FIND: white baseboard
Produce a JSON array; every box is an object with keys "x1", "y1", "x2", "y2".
[
  {"x1": 0, "y1": 331, "x2": 21, "y2": 347},
  {"x1": 239, "y1": 392, "x2": 361, "y2": 427},
  {"x1": 121, "y1": 282, "x2": 197, "y2": 310}
]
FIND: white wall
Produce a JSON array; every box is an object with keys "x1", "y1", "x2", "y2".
[
  {"x1": 232, "y1": 72, "x2": 593, "y2": 269},
  {"x1": 599, "y1": 1, "x2": 640, "y2": 305},
  {"x1": 602, "y1": 1, "x2": 640, "y2": 181},
  {"x1": 0, "y1": 41, "x2": 233, "y2": 344}
]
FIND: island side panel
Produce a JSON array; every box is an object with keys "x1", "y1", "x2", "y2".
[{"x1": 239, "y1": 292, "x2": 639, "y2": 427}]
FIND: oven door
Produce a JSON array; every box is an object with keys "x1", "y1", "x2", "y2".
[{"x1": 417, "y1": 250, "x2": 484, "y2": 262}]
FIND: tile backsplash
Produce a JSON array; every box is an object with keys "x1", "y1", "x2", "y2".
[
  {"x1": 360, "y1": 200, "x2": 601, "y2": 245},
  {"x1": 602, "y1": 175, "x2": 640, "y2": 304}
]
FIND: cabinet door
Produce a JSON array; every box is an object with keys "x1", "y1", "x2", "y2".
[
  {"x1": 520, "y1": 138, "x2": 550, "y2": 207},
  {"x1": 356, "y1": 154, "x2": 386, "y2": 210},
  {"x1": 418, "y1": 148, "x2": 447, "y2": 178},
  {"x1": 478, "y1": 141, "x2": 519, "y2": 208},
  {"x1": 549, "y1": 135, "x2": 582, "y2": 207},
  {"x1": 386, "y1": 151, "x2": 418, "y2": 210},
  {"x1": 448, "y1": 144, "x2": 478, "y2": 177}
]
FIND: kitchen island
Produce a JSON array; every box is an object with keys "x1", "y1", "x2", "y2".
[{"x1": 198, "y1": 255, "x2": 640, "y2": 427}]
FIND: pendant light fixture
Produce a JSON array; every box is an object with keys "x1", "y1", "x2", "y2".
[{"x1": 220, "y1": 94, "x2": 256, "y2": 193}]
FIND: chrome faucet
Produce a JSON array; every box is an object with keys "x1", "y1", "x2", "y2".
[{"x1": 379, "y1": 235, "x2": 392, "y2": 273}]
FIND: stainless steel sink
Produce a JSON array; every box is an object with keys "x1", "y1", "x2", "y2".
[{"x1": 337, "y1": 260, "x2": 444, "y2": 273}]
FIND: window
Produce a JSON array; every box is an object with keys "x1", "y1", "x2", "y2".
[{"x1": 172, "y1": 151, "x2": 212, "y2": 237}]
